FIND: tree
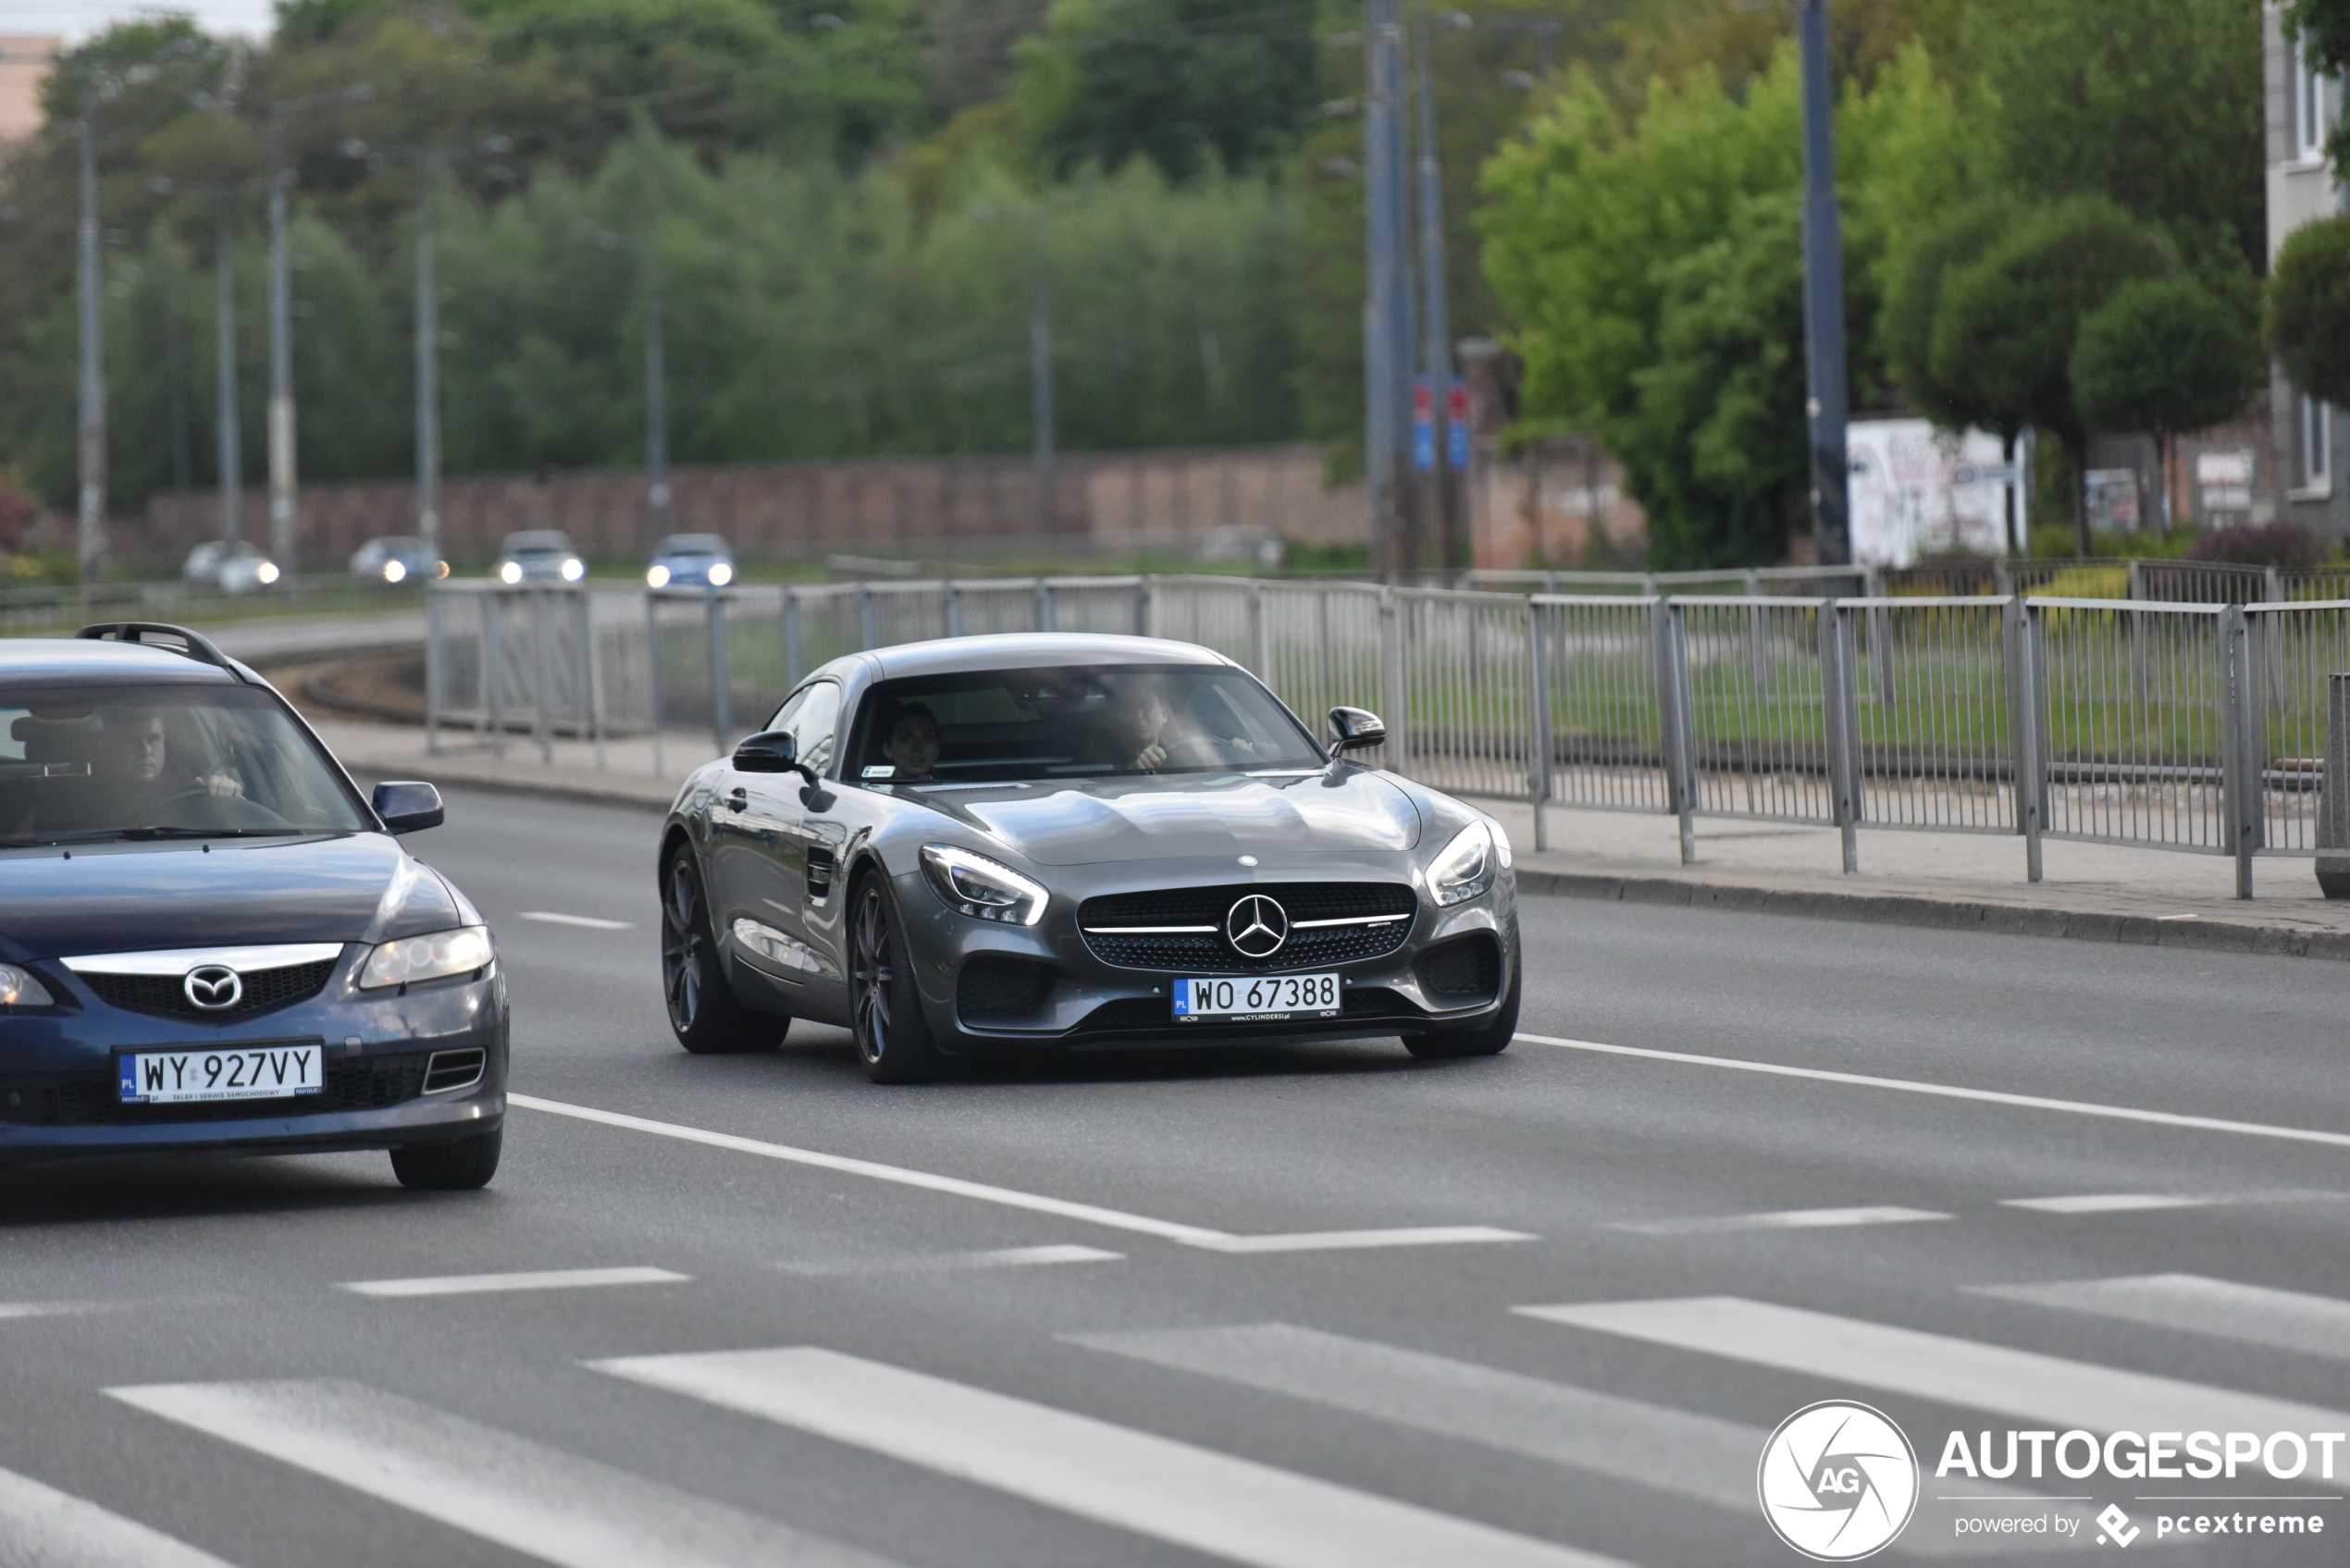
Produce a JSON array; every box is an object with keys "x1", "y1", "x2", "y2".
[
  {"x1": 2269, "y1": 214, "x2": 2350, "y2": 409},
  {"x1": 2072, "y1": 277, "x2": 2264, "y2": 443}
]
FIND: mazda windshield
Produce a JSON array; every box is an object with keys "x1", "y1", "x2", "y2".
[
  {"x1": 848, "y1": 664, "x2": 1326, "y2": 784},
  {"x1": 0, "y1": 685, "x2": 372, "y2": 845}
]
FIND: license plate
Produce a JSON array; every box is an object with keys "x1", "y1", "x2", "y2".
[
  {"x1": 1172, "y1": 973, "x2": 1341, "y2": 1021},
  {"x1": 118, "y1": 1043, "x2": 324, "y2": 1105}
]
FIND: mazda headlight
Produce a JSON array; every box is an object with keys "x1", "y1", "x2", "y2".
[
  {"x1": 1429, "y1": 821, "x2": 1503, "y2": 907},
  {"x1": 359, "y1": 926, "x2": 495, "y2": 989},
  {"x1": 920, "y1": 845, "x2": 1048, "y2": 925},
  {"x1": 0, "y1": 963, "x2": 55, "y2": 1008}
]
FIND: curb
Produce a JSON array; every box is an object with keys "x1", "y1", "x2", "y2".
[{"x1": 1512, "y1": 868, "x2": 2350, "y2": 963}]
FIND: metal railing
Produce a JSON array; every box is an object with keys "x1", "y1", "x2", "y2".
[{"x1": 427, "y1": 574, "x2": 2350, "y2": 897}]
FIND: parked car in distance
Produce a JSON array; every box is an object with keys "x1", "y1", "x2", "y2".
[
  {"x1": 180, "y1": 540, "x2": 280, "y2": 595},
  {"x1": 646, "y1": 534, "x2": 735, "y2": 589},
  {"x1": 350, "y1": 536, "x2": 448, "y2": 586},
  {"x1": 492, "y1": 530, "x2": 584, "y2": 586}
]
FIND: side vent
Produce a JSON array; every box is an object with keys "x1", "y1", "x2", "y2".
[{"x1": 421, "y1": 1047, "x2": 487, "y2": 1094}]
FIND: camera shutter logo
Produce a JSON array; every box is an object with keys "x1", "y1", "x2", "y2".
[
  {"x1": 183, "y1": 965, "x2": 243, "y2": 1011},
  {"x1": 1757, "y1": 1401, "x2": 1918, "y2": 1561},
  {"x1": 1225, "y1": 895, "x2": 1288, "y2": 958}
]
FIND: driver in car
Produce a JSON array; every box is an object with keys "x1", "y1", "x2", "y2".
[{"x1": 104, "y1": 708, "x2": 244, "y2": 811}]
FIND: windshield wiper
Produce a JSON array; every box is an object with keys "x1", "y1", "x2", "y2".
[{"x1": 0, "y1": 827, "x2": 310, "y2": 847}]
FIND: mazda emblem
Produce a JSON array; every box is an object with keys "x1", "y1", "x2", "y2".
[
  {"x1": 183, "y1": 965, "x2": 243, "y2": 1011},
  {"x1": 1225, "y1": 895, "x2": 1289, "y2": 958}
]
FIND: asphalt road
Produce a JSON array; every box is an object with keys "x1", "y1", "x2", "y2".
[{"x1": 8, "y1": 783, "x2": 2350, "y2": 1567}]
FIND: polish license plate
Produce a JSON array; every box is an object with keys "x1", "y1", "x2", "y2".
[
  {"x1": 118, "y1": 1043, "x2": 325, "y2": 1105},
  {"x1": 1172, "y1": 973, "x2": 1341, "y2": 1021}
]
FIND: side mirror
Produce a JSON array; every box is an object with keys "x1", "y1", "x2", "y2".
[
  {"x1": 372, "y1": 780, "x2": 444, "y2": 834},
  {"x1": 733, "y1": 730, "x2": 810, "y2": 778},
  {"x1": 1329, "y1": 707, "x2": 1386, "y2": 752}
]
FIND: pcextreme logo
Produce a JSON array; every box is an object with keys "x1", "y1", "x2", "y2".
[{"x1": 1758, "y1": 1401, "x2": 1921, "y2": 1561}]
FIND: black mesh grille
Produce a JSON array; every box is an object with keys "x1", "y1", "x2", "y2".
[
  {"x1": 1414, "y1": 934, "x2": 1501, "y2": 1003},
  {"x1": 80, "y1": 958, "x2": 338, "y2": 1023},
  {"x1": 957, "y1": 957, "x2": 1058, "y2": 1022},
  {"x1": 0, "y1": 1050, "x2": 434, "y2": 1127},
  {"x1": 1080, "y1": 883, "x2": 1416, "y2": 973}
]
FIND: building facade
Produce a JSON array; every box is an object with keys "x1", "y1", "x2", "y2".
[{"x1": 2269, "y1": 3, "x2": 2347, "y2": 538}]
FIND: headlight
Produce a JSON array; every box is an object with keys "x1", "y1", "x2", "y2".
[
  {"x1": 432, "y1": 560, "x2": 450, "y2": 578},
  {"x1": 359, "y1": 926, "x2": 495, "y2": 989},
  {"x1": 383, "y1": 559, "x2": 408, "y2": 584},
  {"x1": 646, "y1": 563, "x2": 671, "y2": 587},
  {"x1": 256, "y1": 561, "x2": 280, "y2": 585},
  {"x1": 707, "y1": 561, "x2": 734, "y2": 586},
  {"x1": 1429, "y1": 821, "x2": 1500, "y2": 907},
  {"x1": 920, "y1": 844, "x2": 1048, "y2": 925},
  {"x1": 499, "y1": 561, "x2": 523, "y2": 584},
  {"x1": 560, "y1": 557, "x2": 586, "y2": 582},
  {"x1": 0, "y1": 963, "x2": 54, "y2": 1007}
]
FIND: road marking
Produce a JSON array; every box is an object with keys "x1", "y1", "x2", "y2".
[
  {"x1": 0, "y1": 1300, "x2": 93, "y2": 1319},
  {"x1": 1973, "y1": 1274, "x2": 2350, "y2": 1362},
  {"x1": 2157, "y1": 913, "x2": 2202, "y2": 922},
  {"x1": 0, "y1": 1463, "x2": 241, "y2": 1568},
  {"x1": 781, "y1": 1243, "x2": 1122, "y2": 1276},
  {"x1": 340, "y1": 1266, "x2": 688, "y2": 1298},
  {"x1": 1517, "y1": 1296, "x2": 2350, "y2": 1438},
  {"x1": 105, "y1": 1377, "x2": 896, "y2": 1568},
  {"x1": 1515, "y1": 1031, "x2": 2350, "y2": 1152},
  {"x1": 2000, "y1": 1194, "x2": 2215, "y2": 1215},
  {"x1": 590, "y1": 1346, "x2": 1622, "y2": 1568},
  {"x1": 1610, "y1": 1204, "x2": 1950, "y2": 1235},
  {"x1": 511, "y1": 1093, "x2": 1532, "y2": 1253},
  {"x1": 519, "y1": 911, "x2": 635, "y2": 931}
]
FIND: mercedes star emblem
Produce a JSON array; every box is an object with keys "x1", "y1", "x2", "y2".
[
  {"x1": 1225, "y1": 895, "x2": 1289, "y2": 958},
  {"x1": 183, "y1": 965, "x2": 243, "y2": 1011}
]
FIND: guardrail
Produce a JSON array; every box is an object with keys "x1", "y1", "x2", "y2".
[{"x1": 427, "y1": 575, "x2": 2350, "y2": 898}]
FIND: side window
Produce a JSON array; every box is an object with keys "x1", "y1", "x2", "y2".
[{"x1": 761, "y1": 682, "x2": 842, "y2": 774}]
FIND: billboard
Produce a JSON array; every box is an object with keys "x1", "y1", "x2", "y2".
[{"x1": 1847, "y1": 420, "x2": 2019, "y2": 567}]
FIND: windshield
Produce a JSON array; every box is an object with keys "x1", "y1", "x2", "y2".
[
  {"x1": 0, "y1": 685, "x2": 373, "y2": 846},
  {"x1": 849, "y1": 664, "x2": 1325, "y2": 784}
]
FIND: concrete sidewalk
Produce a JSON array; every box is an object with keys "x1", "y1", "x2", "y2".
[{"x1": 307, "y1": 715, "x2": 2350, "y2": 962}]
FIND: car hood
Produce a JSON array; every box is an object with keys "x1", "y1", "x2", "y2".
[
  {"x1": 921, "y1": 767, "x2": 1422, "y2": 865},
  {"x1": 0, "y1": 833, "x2": 461, "y2": 960}
]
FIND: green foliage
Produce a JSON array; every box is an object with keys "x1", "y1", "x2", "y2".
[
  {"x1": 2284, "y1": 0, "x2": 2350, "y2": 167},
  {"x1": 2071, "y1": 277, "x2": 2263, "y2": 440},
  {"x1": 2269, "y1": 214, "x2": 2350, "y2": 408},
  {"x1": 1879, "y1": 200, "x2": 2008, "y2": 434}
]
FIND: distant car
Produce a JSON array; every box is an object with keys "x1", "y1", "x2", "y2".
[
  {"x1": 350, "y1": 536, "x2": 448, "y2": 586},
  {"x1": 492, "y1": 530, "x2": 584, "y2": 586},
  {"x1": 645, "y1": 534, "x2": 735, "y2": 590},
  {"x1": 180, "y1": 540, "x2": 280, "y2": 595}
]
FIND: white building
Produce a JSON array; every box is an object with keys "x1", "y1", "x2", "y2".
[{"x1": 2270, "y1": 3, "x2": 2345, "y2": 537}]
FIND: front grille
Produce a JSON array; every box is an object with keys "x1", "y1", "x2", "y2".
[
  {"x1": 0, "y1": 1051, "x2": 434, "y2": 1127},
  {"x1": 80, "y1": 958, "x2": 338, "y2": 1023},
  {"x1": 956, "y1": 957, "x2": 1057, "y2": 1022},
  {"x1": 1080, "y1": 883, "x2": 1416, "y2": 973},
  {"x1": 1075, "y1": 985, "x2": 1415, "y2": 1036},
  {"x1": 1414, "y1": 933, "x2": 1501, "y2": 1004}
]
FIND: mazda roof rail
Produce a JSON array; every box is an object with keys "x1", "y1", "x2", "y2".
[{"x1": 75, "y1": 622, "x2": 251, "y2": 682}]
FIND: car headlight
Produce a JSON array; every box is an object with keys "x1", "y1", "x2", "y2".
[
  {"x1": 707, "y1": 561, "x2": 734, "y2": 586},
  {"x1": 383, "y1": 559, "x2": 408, "y2": 584},
  {"x1": 499, "y1": 561, "x2": 523, "y2": 584},
  {"x1": 256, "y1": 561, "x2": 280, "y2": 585},
  {"x1": 1429, "y1": 821, "x2": 1502, "y2": 907},
  {"x1": 432, "y1": 560, "x2": 450, "y2": 578},
  {"x1": 359, "y1": 926, "x2": 495, "y2": 989},
  {"x1": 0, "y1": 963, "x2": 55, "y2": 1008},
  {"x1": 920, "y1": 845, "x2": 1048, "y2": 925},
  {"x1": 560, "y1": 557, "x2": 586, "y2": 582},
  {"x1": 647, "y1": 563, "x2": 671, "y2": 587}
]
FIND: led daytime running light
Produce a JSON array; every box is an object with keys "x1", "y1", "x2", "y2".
[{"x1": 920, "y1": 845, "x2": 1048, "y2": 926}]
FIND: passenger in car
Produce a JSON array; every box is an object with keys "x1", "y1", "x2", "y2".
[{"x1": 879, "y1": 703, "x2": 941, "y2": 781}]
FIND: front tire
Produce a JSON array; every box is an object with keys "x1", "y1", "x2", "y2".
[
  {"x1": 1403, "y1": 946, "x2": 1521, "y2": 1060},
  {"x1": 661, "y1": 846, "x2": 785, "y2": 1055},
  {"x1": 391, "y1": 1127, "x2": 501, "y2": 1190},
  {"x1": 849, "y1": 875, "x2": 946, "y2": 1084}
]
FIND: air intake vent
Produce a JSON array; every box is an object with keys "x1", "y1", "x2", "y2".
[
  {"x1": 957, "y1": 957, "x2": 1057, "y2": 1022},
  {"x1": 1413, "y1": 933, "x2": 1501, "y2": 1004},
  {"x1": 422, "y1": 1048, "x2": 487, "y2": 1094}
]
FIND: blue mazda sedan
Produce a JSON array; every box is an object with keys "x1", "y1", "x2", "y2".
[{"x1": 0, "y1": 623, "x2": 506, "y2": 1187}]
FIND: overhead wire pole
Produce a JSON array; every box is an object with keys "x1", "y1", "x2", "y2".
[
  {"x1": 1031, "y1": 265, "x2": 1055, "y2": 537},
  {"x1": 643, "y1": 235, "x2": 670, "y2": 546},
  {"x1": 266, "y1": 106, "x2": 296, "y2": 581},
  {"x1": 1362, "y1": 0, "x2": 1413, "y2": 578},
  {"x1": 414, "y1": 153, "x2": 442, "y2": 562},
  {"x1": 76, "y1": 104, "x2": 106, "y2": 593},
  {"x1": 1796, "y1": 0, "x2": 1851, "y2": 567},
  {"x1": 215, "y1": 191, "x2": 243, "y2": 551},
  {"x1": 1410, "y1": 0, "x2": 1458, "y2": 574}
]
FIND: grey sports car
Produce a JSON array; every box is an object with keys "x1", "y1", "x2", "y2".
[{"x1": 656, "y1": 633, "x2": 1520, "y2": 1081}]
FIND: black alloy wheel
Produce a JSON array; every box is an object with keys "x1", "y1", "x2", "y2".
[
  {"x1": 850, "y1": 875, "x2": 945, "y2": 1083},
  {"x1": 661, "y1": 846, "x2": 785, "y2": 1055}
]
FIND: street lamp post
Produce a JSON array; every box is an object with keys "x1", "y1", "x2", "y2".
[
  {"x1": 1796, "y1": 0, "x2": 1851, "y2": 567},
  {"x1": 414, "y1": 153, "x2": 440, "y2": 561},
  {"x1": 1410, "y1": 0, "x2": 1459, "y2": 573},
  {"x1": 76, "y1": 104, "x2": 106, "y2": 592},
  {"x1": 215, "y1": 191, "x2": 243, "y2": 551}
]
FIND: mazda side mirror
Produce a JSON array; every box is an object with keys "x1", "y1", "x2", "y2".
[
  {"x1": 1329, "y1": 707, "x2": 1386, "y2": 752},
  {"x1": 372, "y1": 780, "x2": 444, "y2": 834},
  {"x1": 733, "y1": 730, "x2": 799, "y2": 774}
]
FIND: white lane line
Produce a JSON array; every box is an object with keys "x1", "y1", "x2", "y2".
[
  {"x1": 105, "y1": 1378, "x2": 897, "y2": 1568},
  {"x1": 2000, "y1": 1194, "x2": 2215, "y2": 1215},
  {"x1": 1516, "y1": 1031, "x2": 2350, "y2": 1152},
  {"x1": 0, "y1": 1463, "x2": 242, "y2": 1568},
  {"x1": 1972, "y1": 1274, "x2": 2350, "y2": 1362},
  {"x1": 1517, "y1": 1296, "x2": 2350, "y2": 1439},
  {"x1": 519, "y1": 912, "x2": 635, "y2": 931},
  {"x1": 340, "y1": 1266, "x2": 688, "y2": 1299},
  {"x1": 1610, "y1": 1205, "x2": 1950, "y2": 1236},
  {"x1": 511, "y1": 1093, "x2": 1532, "y2": 1253},
  {"x1": 781, "y1": 1244, "x2": 1123, "y2": 1276},
  {"x1": 590, "y1": 1346, "x2": 1621, "y2": 1568},
  {"x1": 0, "y1": 1300, "x2": 95, "y2": 1319}
]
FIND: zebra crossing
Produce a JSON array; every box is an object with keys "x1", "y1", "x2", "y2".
[{"x1": 10, "y1": 1256, "x2": 2348, "y2": 1568}]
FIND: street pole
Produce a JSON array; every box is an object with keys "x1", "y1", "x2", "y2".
[
  {"x1": 643, "y1": 237, "x2": 669, "y2": 546},
  {"x1": 1796, "y1": 0, "x2": 1850, "y2": 567},
  {"x1": 266, "y1": 107, "x2": 297, "y2": 581},
  {"x1": 1410, "y1": 0, "x2": 1459, "y2": 573},
  {"x1": 215, "y1": 192, "x2": 242, "y2": 550},
  {"x1": 166, "y1": 254, "x2": 192, "y2": 554},
  {"x1": 1030, "y1": 267, "x2": 1055, "y2": 536},
  {"x1": 76, "y1": 105, "x2": 106, "y2": 590},
  {"x1": 414, "y1": 154, "x2": 441, "y2": 560},
  {"x1": 1363, "y1": 0, "x2": 1413, "y2": 578}
]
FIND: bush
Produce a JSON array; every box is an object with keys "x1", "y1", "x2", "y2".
[{"x1": 2183, "y1": 523, "x2": 2319, "y2": 568}]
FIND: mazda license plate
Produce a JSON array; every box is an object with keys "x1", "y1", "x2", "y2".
[
  {"x1": 1172, "y1": 973, "x2": 1341, "y2": 1021},
  {"x1": 118, "y1": 1043, "x2": 324, "y2": 1105}
]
